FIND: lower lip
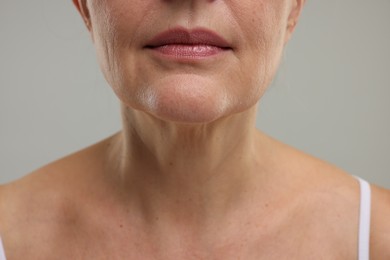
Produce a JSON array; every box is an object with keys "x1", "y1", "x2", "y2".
[{"x1": 148, "y1": 44, "x2": 229, "y2": 59}]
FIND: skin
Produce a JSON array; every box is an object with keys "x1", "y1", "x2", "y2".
[{"x1": 0, "y1": 0, "x2": 389, "y2": 259}]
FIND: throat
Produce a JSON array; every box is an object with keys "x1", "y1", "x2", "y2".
[
  {"x1": 104, "y1": 107, "x2": 268, "y2": 226},
  {"x1": 109, "y1": 132, "x2": 261, "y2": 225}
]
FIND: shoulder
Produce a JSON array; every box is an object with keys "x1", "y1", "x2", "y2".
[
  {"x1": 0, "y1": 156, "x2": 91, "y2": 258},
  {"x1": 0, "y1": 142, "x2": 99, "y2": 225},
  {"x1": 0, "y1": 136, "x2": 110, "y2": 215},
  {"x1": 0, "y1": 166, "x2": 82, "y2": 229},
  {"x1": 370, "y1": 184, "x2": 390, "y2": 258},
  {"x1": 260, "y1": 133, "x2": 364, "y2": 254},
  {"x1": 0, "y1": 135, "x2": 117, "y2": 253},
  {"x1": 0, "y1": 135, "x2": 116, "y2": 236}
]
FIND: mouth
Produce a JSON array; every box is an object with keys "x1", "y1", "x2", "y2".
[{"x1": 144, "y1": 27, "x2": 233, "y2": 59}]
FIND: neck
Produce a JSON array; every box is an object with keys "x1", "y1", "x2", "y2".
[{"x1": 105, "y1": 104, "x2": 270, "y2": 227}]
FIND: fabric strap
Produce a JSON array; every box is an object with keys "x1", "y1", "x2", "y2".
[
  {"x1": 0, "y1": 236, "x2": 6, "y2": 260},
  {"x1": 355, "y1": 176, "x2": 372, "y2": 260}
]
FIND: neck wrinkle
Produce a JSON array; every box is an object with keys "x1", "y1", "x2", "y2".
[{"x1": 106, "y1": 104, "x2": 268, "y2": 228}]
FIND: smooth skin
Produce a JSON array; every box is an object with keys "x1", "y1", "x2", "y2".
[{"x1": 1, "y1": 0, "x2": 390, "y2": 259}]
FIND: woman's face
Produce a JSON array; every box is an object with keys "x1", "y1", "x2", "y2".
[{"x1": 75, "y1": 0, "x2": 303, "y2": 123}]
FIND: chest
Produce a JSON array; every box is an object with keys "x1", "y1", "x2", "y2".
[
  {"x1": 5, "y1": 219, "x2": 356, "y2": 260},
  {"x1": 1, "y1": 190, "x2": 360, "y2": 259}
]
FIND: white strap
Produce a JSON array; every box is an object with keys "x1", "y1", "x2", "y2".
[
  {"x1": 355, "y1": 176, "x2": 371, "y2": 260},
  {"x1": 0, "y1": 236, "x2": 6, "y2": 260}
]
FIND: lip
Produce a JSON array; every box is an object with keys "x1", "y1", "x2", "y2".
[
  {"x1": 145, "y1": 27, "x2": 232, "y2": 49},
  {"x1": 144, "y1": 27, "x2": 232, "y2": 59}
]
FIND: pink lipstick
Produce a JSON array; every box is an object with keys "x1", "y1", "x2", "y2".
[{"x1": 145, "y1": 27, "x2": 232, "y2": 59}]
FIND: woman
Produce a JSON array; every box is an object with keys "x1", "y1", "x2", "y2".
[{"x1": 0, "y1": 0, "x2": 389, "y2": 259}]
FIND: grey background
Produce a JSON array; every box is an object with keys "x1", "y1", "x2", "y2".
[{"x1": 1, "y1": 1, "x2": 389, "y2": 187}]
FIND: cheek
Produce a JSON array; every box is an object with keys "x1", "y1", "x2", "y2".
[
  {"x1": 89, "y1": 0, "x2": 289, "y2": 123},
  {"x1": 237, "y1": 2, "x2": 287, "y2": 92},
  {"x1": 89, "y1": 1, "x2": 150, "y2": 96}
]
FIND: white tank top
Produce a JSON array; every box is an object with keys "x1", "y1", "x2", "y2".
[
  {"x1": 355, "y1": 176, "x2": 372, "y2": 260},
  {"x1": 0, "y1": 236, "x2": 5, "y2": 260},
  {"x1": 0, "y1": 176, "x2": 372, "y2": 260}
]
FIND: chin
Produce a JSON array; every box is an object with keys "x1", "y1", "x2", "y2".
[
  {"x1": 150, "y1": 98, "x2": 229, "y2": 124},
  {"x1": 130, "y1": 74, "x2": 242, "y2": 124}
]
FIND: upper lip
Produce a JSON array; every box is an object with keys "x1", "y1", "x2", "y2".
[{"x1": 145, "y1": 27, "x2": 232, "y2": 49}]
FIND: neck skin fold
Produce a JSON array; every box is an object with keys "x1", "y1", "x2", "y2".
[{"x1": 104, "y1": 103, "x2": 272, "y2": 230}]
